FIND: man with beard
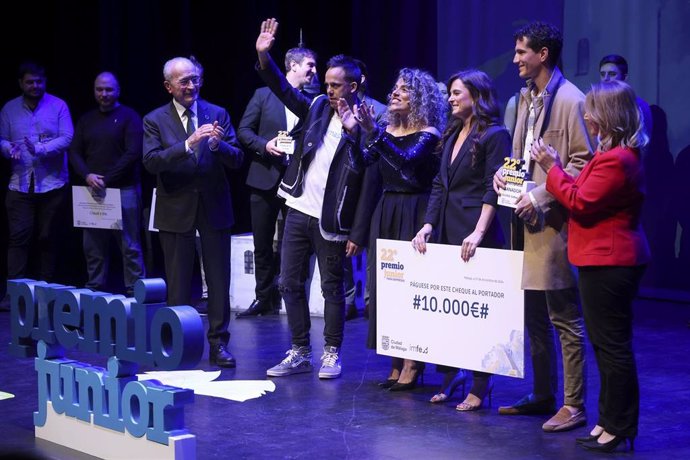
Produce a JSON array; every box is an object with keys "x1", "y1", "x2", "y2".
[{"x1": 1, "y1": 60, "x2": 73, "y2": 292}]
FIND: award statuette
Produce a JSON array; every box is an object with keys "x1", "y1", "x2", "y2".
[
  {"x1": 275, "y1": 130, "x2": 295, "y2": 155},
  {"x1": 497, "y1": 157, "x2": 536, "y2": 208}
]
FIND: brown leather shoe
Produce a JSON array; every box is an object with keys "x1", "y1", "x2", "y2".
[{"x1": 542, "y1": 406, "x2": 586, "y2": 432}]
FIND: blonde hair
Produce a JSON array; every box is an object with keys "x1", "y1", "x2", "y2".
[{"x1": 585, "y1": 80, "x2": 648, "y2": 152}]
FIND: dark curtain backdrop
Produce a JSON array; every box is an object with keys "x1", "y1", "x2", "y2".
[
  {"x1": 436, "y1": 0, "x2": 563, "y2": 107},
  {"x1": 351, "y1": 0, "x2": 439, "y2": 102},
  {"x1": 0, "y1": 0, "x2": 356, "y2": 291},
  {"x1": 0, "y1": 0, "x2": 686, "y2": 299}
]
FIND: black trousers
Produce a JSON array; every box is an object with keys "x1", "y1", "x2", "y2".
[
  {"x1": 249, "y1": 188, "x2": 285, "y2": 306},
  {"x1": 159, "y1": 200, "x2": 231, "y2": 347},
  {"x1": 578, "y1": 264, "x2": 646, "y2": 438},
  {"x1": 5, "y1": 186, "x2": 67, "y2": 281}
]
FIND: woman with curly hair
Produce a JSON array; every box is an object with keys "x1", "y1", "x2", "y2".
[
  {"x1": 412, "y1": 70, "x2": 511, "y2": 410},
  {"x1": 339, "y1": 67, "x2": 447, "y2": 391}
]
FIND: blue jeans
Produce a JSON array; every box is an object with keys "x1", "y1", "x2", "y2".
[
  {"x1": 83, "y1": 186, "x2": 145, "y2": 292},
  {"x1": 279, "y1": 208, "x2": 346, "y2": 348}
]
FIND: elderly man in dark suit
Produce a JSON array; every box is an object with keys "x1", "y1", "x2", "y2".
[
  {"x1": 143, "y1": 56, "x2": 243, "y2": 368},
  {"x1": 236, "y1": 47, "x2": 317, "y2": 318}
]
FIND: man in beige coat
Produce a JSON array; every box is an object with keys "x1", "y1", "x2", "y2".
[{"x1": 494, "y1": 21, "x2": 594, "y2": 432}]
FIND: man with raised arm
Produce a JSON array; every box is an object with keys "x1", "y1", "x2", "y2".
[{"x1": 256, "y1": 18, "x2": 372, "y2": 379}]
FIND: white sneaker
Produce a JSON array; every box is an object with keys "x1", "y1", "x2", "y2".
[
  {"x1": 318, "y1": 346, "x2": 342, "y2": 379},
  {"x1": 266, "y1": 345, "x2": 313, "y2": 377}
]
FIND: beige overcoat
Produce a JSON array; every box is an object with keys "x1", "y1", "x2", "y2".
[{"x1": 512, "y1": 68, "x2": 594, "y2": 290}]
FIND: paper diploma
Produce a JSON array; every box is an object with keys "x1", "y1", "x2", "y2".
[{"x1": 72, "y1": 186, "x2": 122, "y2": 230}]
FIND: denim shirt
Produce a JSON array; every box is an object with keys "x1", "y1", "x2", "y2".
[{"x1": 0, "y1": 93, "x2": 73, "y2": 193}]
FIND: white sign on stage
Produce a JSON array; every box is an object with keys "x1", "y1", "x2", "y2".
[
  {"x1": 376, "y1": 239, "x2": 525, "y2": 378},
  {"x1": 72, "y1": 186, "x2": 122, "y2": 230}
]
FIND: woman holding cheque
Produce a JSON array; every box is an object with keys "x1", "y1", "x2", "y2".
[
  {"x1": 530, "y1": 79, "x2": 649, "y2": 453},
  {"x1": 411, "y1": 70, "x2": 511, "y2": 411}
]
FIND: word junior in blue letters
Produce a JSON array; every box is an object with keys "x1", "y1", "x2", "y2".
[{"x1": 6, "y1": 278, "x2": 205, "y2": 445}]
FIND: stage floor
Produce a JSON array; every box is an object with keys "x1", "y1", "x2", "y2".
[{"x1": 1, "y1": 297, "x2": 689, "y2": 459}]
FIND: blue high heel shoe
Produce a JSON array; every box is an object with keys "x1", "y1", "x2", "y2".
[{"x1": 430, "y1": 369, "x2": 467, "y2": 403}]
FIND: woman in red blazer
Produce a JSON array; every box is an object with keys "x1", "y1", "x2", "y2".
[{"x1": 531, "y1": 80, "x2": 650, "y2": 453}]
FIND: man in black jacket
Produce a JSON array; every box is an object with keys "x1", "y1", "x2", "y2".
[
  {"x1": 256, "y1": 18, "x2": 372, "y2": 379},
  {"x1": 236, "y1": 46, "x2": 317, "y2": 318}
]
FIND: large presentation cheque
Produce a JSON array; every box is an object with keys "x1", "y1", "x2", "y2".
[
  {"x1": 376, "y1": 239, "x2": 525, "y2": 378},
  {"x1": 72, "y1": 186, "x2": 122, "y2": 230}
]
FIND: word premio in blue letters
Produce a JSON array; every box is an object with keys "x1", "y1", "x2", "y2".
[{"x1": 7, "y1": 278, "x2": 205, "y2": 445}]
